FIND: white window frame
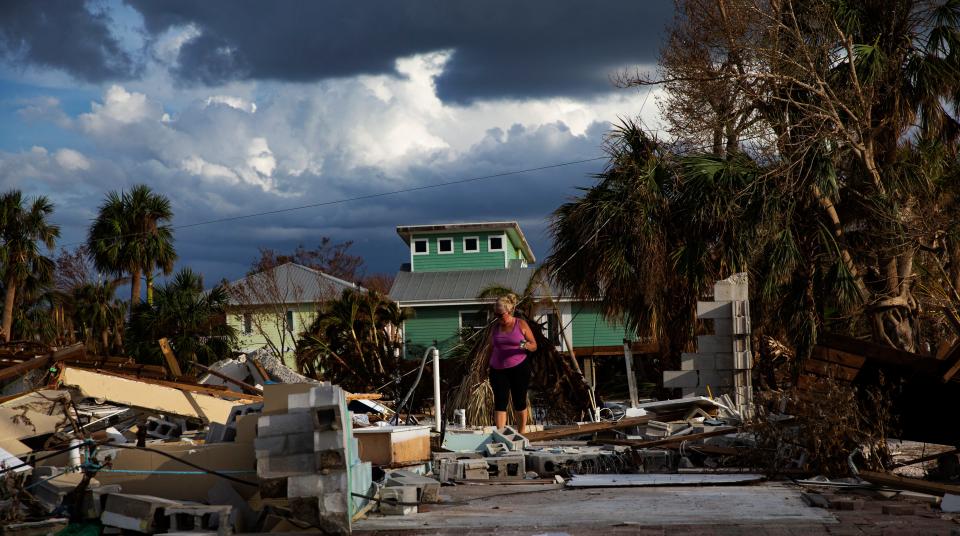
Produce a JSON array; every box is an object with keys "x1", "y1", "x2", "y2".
[
  {"x1": 242, "y1": 312, "x2": 252, "y2": 335},
  {"x1": 412, "y1": 238, "x2": 429, "y2": 255},
  {"x1": 487, "y1": 234, "x2": 505, "y2": 252},
  {"x1": 462, "y1": 236, "x2": 480, "y2": 253},
  {"x1": 437, "y1": 237, "x2": 454, "y2": 255}
]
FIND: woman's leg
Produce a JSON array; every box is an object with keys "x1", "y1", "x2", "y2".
[
  {"x1": 509, "y1": 359, "x2": 532, "y2": 434},
  {"x1": 489, "y1": 367, "x2": 510, "y2": 430}
]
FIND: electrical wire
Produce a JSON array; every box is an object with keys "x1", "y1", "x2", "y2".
[
  {"x1": 61, "y1": 156, "x2": 608, "y2": 249},
  {"x1": 105, "y1": 444, "x2": 258, "y2": 487},
  {"x1": 0, "y1": 442, "x2": 89, "y2": 476}
]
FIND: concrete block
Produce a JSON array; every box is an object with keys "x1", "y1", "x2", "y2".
[
  {"x1": 314, "y1": 429, "x2": 349, "y2": 451},
  {"x1": 287, "y1": 496, "x2": 349, "y2": 534},
  {"x1": 485, "y1": 455, "x2": 525, "y2": 480},
  {"x1": 733, "y1": 350, "x2": 752, "y2": 370},
  {"x1": 287, "y1": 471, "x2": 349, "y2": 498},
  {"x1": 680, "y1": 353, "x2": 696, "y2": 371},
  {"x1": 732, "y1": 315, "x2": 751, "y2": 335},
  {"x1": 380, "y1": 486, "x2": 417, "y2": 516},
  {"x1": 316, "y1": 448, "x2": 348, "y2": 470},
  {"x1": 145, "y1": 416, "x2": 182, "y2": 440},
  {"x1": 634, "y1": 449, "x2": 675, "y2": 473},
  {"x1": 257, "y1": 412, "x2": 315, "y2": 438},
  {"x1": 492, "y1": 426, "x2": 528, "y2": 451},
  {"x1": 435, "y1": 458, "x2": 461, "y2": 481},
  {"x1": 713, "y1": 275, "x2": 748, "y2": 301},
  {"x1": 697, "y1": 335, "x2": 732, "y2": 353},
  {"x1": 386, "y1": 470, "x2": 441, "y2": 503},
  {"x1": 101, "y1": 493, "x2": 182, "y2": 533},
  {"x1": 712, "y1": 353, "x2": 735, "y2": 370},
  {"x1": 732, "y1": 299, "x2": 750, "y2": 319},
  {"x1": 206, "y1": 422, "x2": 236, "y2": 443},
  {"x1": 287, "y1": 384, "x2": 346, "y2": 413},
  {"x1": 262, "y1": 383, "x2": 314, "y2": 415},
  {"x1": 256, "y1": 453, "x2": 318, "y2": 478},
  {"x1": 164, "y1": 505, "x2": 232, "y2": 535},
  {"x1": 696, "y1": 300, "x2": 732, "y2": 319},
  {"x1": 663, "y1": 370, "x2": 698, "y2": 388},
  {"x1": 254, "y1": 432, "x2": 315, "y2": 458},
  {"x1": 484, "y1": 442, "x2": 509, "y2": 457},
  {"x1": 697, "y1": 370, "x2": 734, "y2": 388},
  {"x1": 226, "y1": 402, "x2": 263, "y2": 425},
  {"x1": 459, "y1": 459, "x2": 489, "y2": 480}
]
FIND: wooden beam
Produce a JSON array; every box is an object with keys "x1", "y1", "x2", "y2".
[
  {"x1": 158, "y1": 338, "x2": 183, "y2": 377},
  {"x1": 525, "y1": 416, "x2": 655, "y2": 442},
  {"x1": 892, "y1": 448, "x2": 959, "y2": 468},
  {"x1": 87, "y1": 368, "x2": 262, "y2": 401},
  {"x1": 589, "y1": 426, "x2": 737, "y2": 449},
  {"x1": 859, "y1": 470, "x2": 960, "y2": 496},
  {"x1": 189, "y1": 361, "x2": 262, "y2": 396},
  {"x1": 346, "y1": 393, "x2": 383, "y2": 401},
  {"x1": 939, "y1": 341, "x2": 960, "y2": 383},
  {"x1": 0, "y1": 343, "x2": 84, "y2": 382}
]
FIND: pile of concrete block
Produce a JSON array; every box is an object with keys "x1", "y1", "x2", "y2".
[
  {"x1": 525, "y1": 445, "x2": 636, "y2": 477},
  {"x1": 432, "y1": 426, "x2": 531, "y2": 482},
  {"x1": 255, "y1": 383, "x2": 372, "y2": 534},
  {"x1": 663, "y1": 272, "x2": 755, "y2": 418}
]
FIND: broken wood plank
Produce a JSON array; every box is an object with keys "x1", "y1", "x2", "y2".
[
  {"x1": 0, "y1": 343, "x2": 84, "y2": 382},
  {"x1": 94, "y1": 370, "x2": 262, "y2": 401},
  {"x1": 939, "y1": 341, "x2": 960, "y2": 383},
  {"x1": 525, "y1": 415, "x2": 658, "y2": 442},
  {"x1": 810, "y1": 346, "x2": 867, "y2": 369},
  {"x1": 158, "y1": 338, "x2": 183, "y2": 377},
  {"x1": 802, "y1": 358, "x2": 860, "y2": 382},
  {"x1": 892, "y1": 448, "x2": 960, "y2": 468},
  {"x1": 59, "y1": 366, "x2": 247, "y2": 423},
  {"x1": 589, "y1": 426, "x2": 737, "y2": 449},
  {"x1": 858, "y1": 470, "x2": 960, "y2": 497},
  {"x1": 190, "y1": 361, "x2": 262, "y2": 396},
  {"x1": 346, "y1": 393, "x2": 383, "y2": 401}
]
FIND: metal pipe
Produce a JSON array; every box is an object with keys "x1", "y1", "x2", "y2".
[{"x1": 432, "y1": 347, "x2": 441, "y2": 432}]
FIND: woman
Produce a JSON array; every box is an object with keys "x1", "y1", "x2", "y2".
[{"x1": 488, "y1": 293, "x2": 537, "y2": 433}]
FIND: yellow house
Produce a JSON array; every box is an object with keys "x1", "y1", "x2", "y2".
[{"x1": 224, "y1": 262, "x2": 362, "y2": 367}]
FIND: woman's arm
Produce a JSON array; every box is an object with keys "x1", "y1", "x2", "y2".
[{"x1": 518, "y1": 319, "x2": 538, "y2": 352}]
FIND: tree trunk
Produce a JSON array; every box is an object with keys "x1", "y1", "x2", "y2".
[
  {"x1": 146, "y1": 271, "x2": 154, "y2": 305},
  {"x1": 130, "y1": 268, "x2": 143, "y2": 306},
  {"x1": 1, "y1": 277, "x2": 16, "y2": 343},
  {"x1": 868, "y1": 253, "x2": 920, "y2": 353}
]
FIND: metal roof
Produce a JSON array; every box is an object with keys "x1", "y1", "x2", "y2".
[
  {"x1": 395, "y1": 221, "x2": 536, "y2": 263},
  {"x1": 225, "y1": 262, "x2": 362, "y2": 306},
  {"x1": 389, "y1": 266, "x2": 566, "y2": 304}
]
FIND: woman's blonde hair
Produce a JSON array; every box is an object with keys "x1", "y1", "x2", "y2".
[{"x1": 496, "y1": 293, "x2": 519, "y2": 313}]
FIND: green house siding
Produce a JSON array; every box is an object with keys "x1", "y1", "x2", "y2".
[
  {"x1": 411, "y1": 231, "x2": 508, "y2": 272},
  {"x1": 227, "y1": 303, "x2": 318, "y2": 368},
  {"x1": 403, "y1": 305, "x2": 486, "y2": 358},
  {"x1": 571, "y1": 304, "x2": 629, "y2": 348}
]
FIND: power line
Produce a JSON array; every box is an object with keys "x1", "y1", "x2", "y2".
[{"x1": 61, "y1": 156, "x2": 608, "y2": 248}]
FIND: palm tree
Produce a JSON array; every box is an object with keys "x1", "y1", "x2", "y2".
[
  {"x1": 0, "y1": 191, "x2": 59, "y2": 342},
  {"x1": 67, "y1": 279, "x2": 126, "y2": 355},
  {"x1": 125, "y1": 268, "x2": 237, "y2": 367},
  {"x1": 87, "y1": 185, "x2": 176, "y2": 307}
]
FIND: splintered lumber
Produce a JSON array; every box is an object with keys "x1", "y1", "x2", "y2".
[
  {"x1": 525, "y1": 415, "x2": 657, "y2": 442},
  {"x1": 588, "y1": 426, "x2": 737, "y2": 448},
  {"x1": 190, "y1": 361, "x2": 262, "y2": 396},
  {"x1": 0, "y1": 343, "x2": 84, "y2": 382},
  {"x1": 158, "y1": 338, "x2": 183, "y2": 377},
  {"x1": 59, "y1": 366, "x2": 245, "y2": 424},
  {"x1": 893, "y1": 448, "x2": 960, "y2": 468},
  {"x1": 859, "y1": 470, "x2": 960, "y2": 497},
  {"x1": 346, "y1": 393, "x2": 383, "y2": 401}
]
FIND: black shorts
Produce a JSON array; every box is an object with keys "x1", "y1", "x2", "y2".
[{"x1": 489, "y1": 358, "x2": 531, "y2": 412}]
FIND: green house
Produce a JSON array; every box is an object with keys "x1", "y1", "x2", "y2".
[
  {"x1": 389, "y1": 222, "x2": 634, "y2": 363},
  {"x1": 224, "y1": 262, "x2": 363, "y2": 367}
]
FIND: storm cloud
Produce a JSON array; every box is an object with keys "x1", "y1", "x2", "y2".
[
  {"x1": 0, "y1": 0, "x2": 138, "y2": 82},
  {"x1": 127, "y1": 0, "x2": 670, "y2": 103}
]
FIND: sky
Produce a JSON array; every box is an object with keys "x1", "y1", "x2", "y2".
[{"x1": 0, "y1": 0, "x2": 672, "y2": 284}]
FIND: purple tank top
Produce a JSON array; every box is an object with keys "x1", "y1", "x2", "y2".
[{"x1": 490, "y1": 319, "x2": 527, "y2": 369}]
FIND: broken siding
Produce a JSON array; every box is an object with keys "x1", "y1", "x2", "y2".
[
  {"x1": 412, "y1": 231, "x2": 507, "y2": 272},
  {"x1": 571, "y1": 303, "x2": 629, "y2": 348}
]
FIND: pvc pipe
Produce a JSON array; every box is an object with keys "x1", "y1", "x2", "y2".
[
  {"x1": 432, "y1": 347, "x2": 441, "y2": 432},
  {"x1": 68, "y1": 439, "x2": 82, "y2": 469}
]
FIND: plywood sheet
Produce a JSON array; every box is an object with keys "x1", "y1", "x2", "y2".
[{"x1": 60, "y1": 367, "x2": 239, "y2": 423}]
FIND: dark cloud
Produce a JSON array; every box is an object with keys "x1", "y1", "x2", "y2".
[
  {"x1": 127, "y1": 0, "x2": 672, "y2": 102},
  {"x1": 0, "y1": 1, "x2": 138, "y2": 82}
]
